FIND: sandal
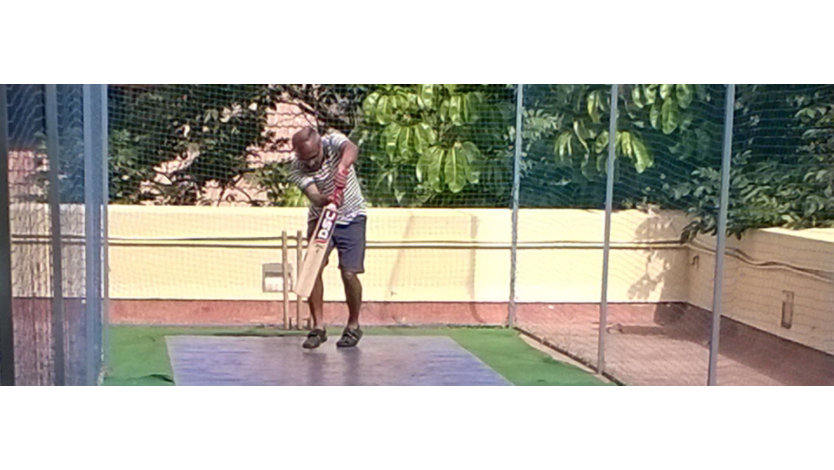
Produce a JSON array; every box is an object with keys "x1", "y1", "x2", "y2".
[
  {"x1": 302, "y1": 328, "x2": 327, "y2": 349},
  {"x1": 336, "y1": 326, "x2": 363, "y2": 348}
]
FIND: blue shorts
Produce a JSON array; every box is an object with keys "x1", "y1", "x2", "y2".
[{"x1": 307, "y1": 215, "x2": 366, "y2": 274}]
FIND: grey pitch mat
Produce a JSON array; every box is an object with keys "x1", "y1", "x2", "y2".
[{"x1": 166, "y1": 335, "x2": 510, "y2": 386}]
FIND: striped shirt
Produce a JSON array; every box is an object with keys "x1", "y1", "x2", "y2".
[{"x1": 288, "y1": 132, "x2": 367, "y2": 225}]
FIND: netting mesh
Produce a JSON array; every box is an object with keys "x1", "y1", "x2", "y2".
[
  {"x1": 104, "y1": 85, "x2": 519, "y2": 327},
  {"x1": 512, "y1": 85, "x2": 611, "y2": 367},
  {"x1": 56, "y1": 84, "x2": 91, "y2": 385},
  {"x1": 6, "y1": 84, "x2": 830, "y2": 385},
  {"x1": 717, "y1": 85, "x2": 834, "y2": 385},
  {"x1": 106, "y1": 85, "x2": 517, "y2": 208},
  {"x1": 602, "y1": 85, "x2": 727, "y2": 385},
  {"x1": 6, "y1": 84, "x2": 55, "y2": 385},
  {"x1": 2, "y1": 84, "x2": 103, "y2": 385}
]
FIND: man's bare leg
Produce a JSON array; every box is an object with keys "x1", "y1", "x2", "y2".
[
  {"x1": 341, "y1": 271, "x2": 362, "y2": 329},
  {"x1": 301, "y1": 270, "x2": 327, "y2": 349},
  {"x1": 308, "y1": 271, "x2": 325, "y2": 329}
]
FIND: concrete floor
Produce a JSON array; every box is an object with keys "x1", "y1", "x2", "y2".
[
  {"x1": 517, "y1": 303, "x2": 834, "y2": 386},
  {"x1": 166, "y1": 335, "x2": 510, "y2": 386}
]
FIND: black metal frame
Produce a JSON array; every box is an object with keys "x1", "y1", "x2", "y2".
[{"x1": 0, "y1": 85, "x2": 15, "y2": 385}]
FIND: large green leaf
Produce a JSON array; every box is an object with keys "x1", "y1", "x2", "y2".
[
  {"x1": 362, "y1": 92, "x2": 380, "y2": 118},
  {"x1": 650, "y1": 102, "x2": 661, "y2": 129},
  {"x1": 428, "y1": 146, "x2": 443, "y2": 191},
  {"x1": 644, "y1": 85, "x2": 658, "y2": 105},
  {"x1": 632, "y1": 86, "x2": 644, "y2": 108},
  {"x1": 574, "y1": 119, "x2": 592, "y2": 141},
  {"x1": 660, "y1": 84, "x2": 674, "y2": 100},
  {"x1": 619, "y1": 131, "x2": 633, "y2": 158},
  {"x1": 594, "y1": 131, "x2": 609, "y2": 154},
  {"x1": 587, "y1": 91, "x2": 601, "y2": 123},
  {"x1": 461, "y1": 93, "x2": 481, "y2": 122},
  {"x1": 573, "y1": 120, "x2": 590, "y2": 153},
  {"x1": 444, "y1": 145, "x2": 468, "y2": 193},
  {"x1": 412, "y1": 123, "x2": 436, "y2": 155},
  {"x1": 676, "y1": 84, "x2": 694, "y2": 109},
  {"x1": 375, "y1": 95, "x2": 392, "y2": 125},
  {"x1": 449, "y1": 95, "x2": 464, "y2": 125},
  {"x1": 555, "y1": 131, "x2": 573, "y2": 160},
  {"x1": 596, "y1": 152, "x2": 608, "y2": 173},
  {"x1": 382, "y1": 123, "x2": 401, "y2": 158},
  {"x1": 631, "y1": 136, "x2": 652, "y2": 173},
  {"x1": 439, "y1": 99, "x2": 450, "y2": 123},
  {"x1": 416, "y1": 146, "x2": 443, "y2": 190},
  {"x1": 415, "y1": 153, "x2": 426, "y2": 183},
  {"x1": 416, "y1": 85, "x2": 436, "y2": 109},
  {"x1": 466, "y1": 92, "x2": 482, "y2": 122},
  {"x1": 397, "y1": 125, "x2": 411, "y2": 157},
  {"x1": 459, "y1": 141, "x2": 481, "y2": 184},
  {"x1": 393, "y1": 94, "x2": 409, "y2": 113},
  {"x1": 661, "y1": 99, "x2": 679, "y2": 134}
]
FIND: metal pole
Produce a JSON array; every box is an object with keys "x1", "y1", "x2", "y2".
[
  {"x1": 296, "y1": 229, "x2": 302, "y2": 329},
  {"x1": 507, "y1": 84, "x2": 523, "y2": 328},
  {"x1": 282, "y1": 230, "x2": 289, "y2": 329},
  {"x1": 707, "y1": 84, "x2": 735, "y2": 386},
  {"x1": 0, "y1": 85, "x2": 16, "y2": 386},
  {"x1": 101, "y1": 85, "x2": 111, "y2": 374},
  {"x1": 597, "y1": 84, "x2": 618, "y2": 374},
  {"x1": 45, "y1": 85, "x2": 66, "y2": 386},
  {"x1": 83, "y1": 85, "x2": 104, "y2": 385}
]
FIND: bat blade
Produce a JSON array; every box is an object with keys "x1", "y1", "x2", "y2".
[{"x1": 294, "y1": 204, "x2": 338, "y2": 298}]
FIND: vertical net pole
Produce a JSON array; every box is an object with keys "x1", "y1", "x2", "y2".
[
  {"x1": 296, "y1": 229, "x2": 302, "y2": 329},
  {"x1": 0, "y1": 84, "x2": 15, "y2": 386},
  {"x1": 45, "y1": 85, "x2": 66, "y2": 385},
  {"x1": 83, "y1": 84, "x2": 105, "y2": 385},
  {"x1": 101, "y1": 85, "x2": 111, "y2": 370},
  {"x1": 707, "y1": 84, "x2": 735, "y2": 386},
  {"x1": 507, "y1": 84, "x2": 524, "y2": 328},
  {"x1": 282, "y1": 230, "x2": 289, "y2": 329},
  {"x1": 597, "y1": 84, "x2": 618, "y2": 374}
]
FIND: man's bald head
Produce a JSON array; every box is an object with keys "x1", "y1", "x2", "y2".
[
  {"x1": 292, "y1": 127, "x2": 321, "y2": 160},
  {"x1": 293, "y1": 126, "x2": 324, "y2": 170}
]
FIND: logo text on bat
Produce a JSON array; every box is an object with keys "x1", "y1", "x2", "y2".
[{"x1": 315, "y1": 210, "x2": 338, "y2": 243}]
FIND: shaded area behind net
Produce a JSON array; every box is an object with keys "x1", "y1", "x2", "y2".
[{"x1": 4, "y1": 84, "x2": 102, "y2": 385}]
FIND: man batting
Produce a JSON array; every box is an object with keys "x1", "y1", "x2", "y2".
[{"x1": 289, "y1": 126, "x2": 367, "y2": 349}]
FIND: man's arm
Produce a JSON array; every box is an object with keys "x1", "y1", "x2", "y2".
[
  {"x1": 337, "y1": 140, "x2": 359, "y2": 171},
  {"x1": 330, "y1": 140, "x2": 358, "y2": 206},
  {"x1": 302, "y1": 183, "x2": 330, "y2": 207}
]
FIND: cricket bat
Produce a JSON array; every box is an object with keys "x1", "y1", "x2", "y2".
[{"x1": 294, "y1": 203, "x2": 339, "y2": 298}]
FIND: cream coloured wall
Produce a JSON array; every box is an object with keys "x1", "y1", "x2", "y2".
[
  {"x1": 9, "y1": 203, "x2": 825, "y2": 351},
  {"x1": 107, "y1": 206, "x2": 692, "y2": 303},
  {"x1": 687, "y1": 229, "x2": 834, "y2": 354},
  {"x1": 107, "y1": 205, "x2": 833, "y2": 352}
]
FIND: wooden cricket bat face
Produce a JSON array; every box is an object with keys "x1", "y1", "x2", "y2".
[
  {"x1": 312, "y1": 206, "x2": 338, "y2": 245},
  {"x1": 295, "y1": 204, "x2": 339, "y2": 298}
]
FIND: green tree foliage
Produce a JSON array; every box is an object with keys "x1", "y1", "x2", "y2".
[
  {"x1": 516, "y1": 84, "x2": 834, "y2": 239},
  {"x1": 108, "y1": 84, "x2": 368, "y2": 205},
  {"x1": 354, "y1": 84, "x2": 515, "y2": 206},
  {"x1": 678, "y1": 85, "x2": 834, "y2": 240},
  {"x1": 250, "y1": 161, "x2": 308, "y2": 207},
  {"x1": 517, "y1": 84, "x2": 702, "y2": 208},
  {"x1": 109, "y1": 85, "x2": 275, "y2": 204},
  {"x1": 106, "y1": 84, "x2": 834, "y2": 240}
]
